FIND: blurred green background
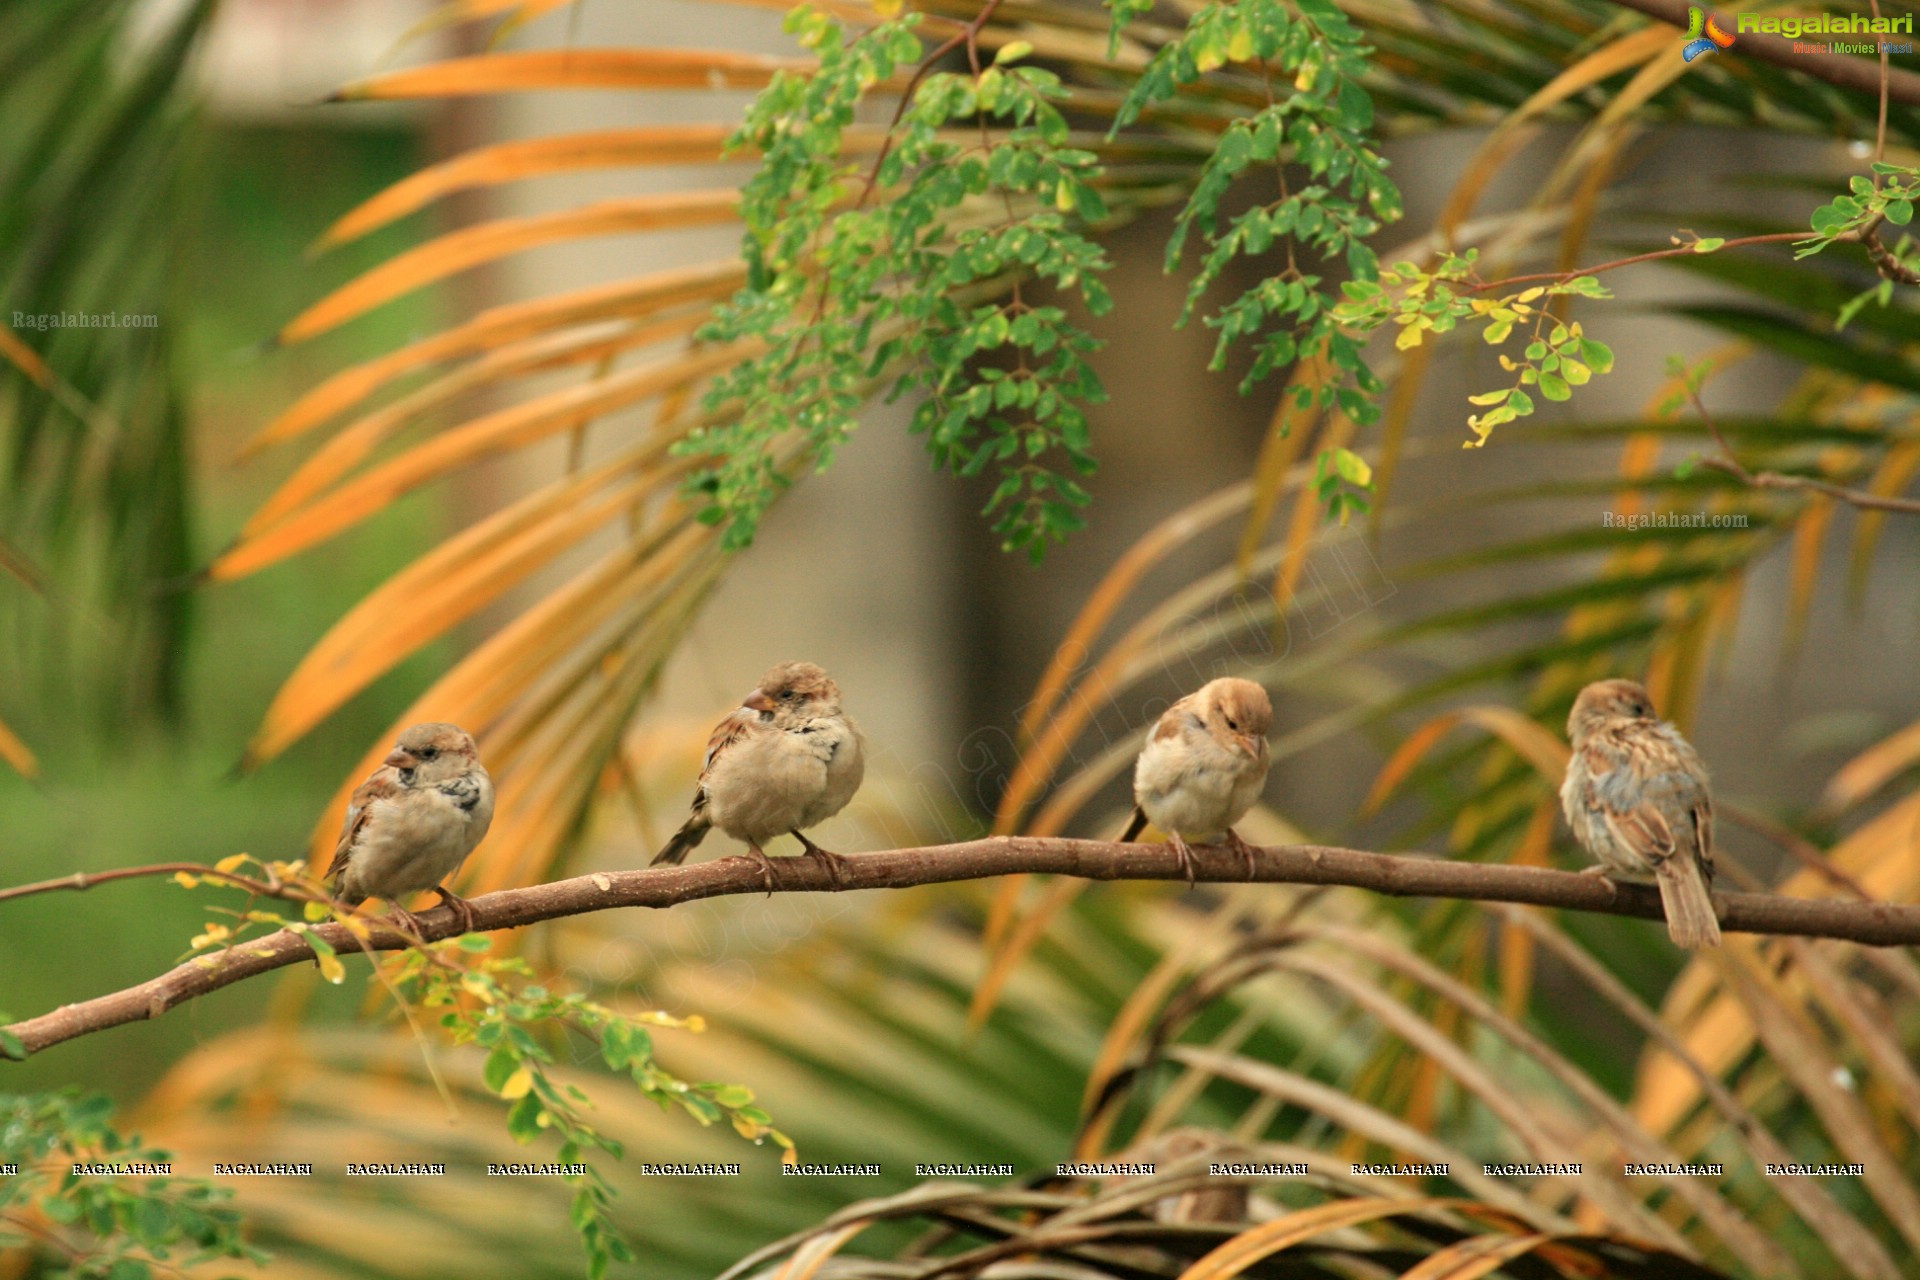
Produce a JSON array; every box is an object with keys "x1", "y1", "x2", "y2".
[{"x1": 1, "y1": 104, "x2": 452, "y2": 1096}]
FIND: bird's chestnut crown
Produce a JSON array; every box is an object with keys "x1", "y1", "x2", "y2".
[
  {"x1": 1567, "y1": 678, "x2": 1658, "y2": 740},
  {"x1": 1205, "y1": 678, "x2": 1273, "y2": 752},
  {"x1": 753, "y1": 661, "x2": 840, "y2": 713},
  {"x1": 383, "y1": 722, "x2": 480, "y2": 781}
]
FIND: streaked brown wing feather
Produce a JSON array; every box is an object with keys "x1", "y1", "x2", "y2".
[
  {"x1": 327, "y1": 769, "x2": 403, "y2": 879},
  {"x1": 1582, "y1": 730, "x2": 1695, "y2": 874},
  {"x1": 1600, "y1": 803, "x2": 1677, "y2": 871},
  {"x1": 701, "y1": 708, "x2": 756, "y2": 775},
  {"x1": 1589, "y1": 725, "x2": 1712, "y2": 875},
  {"x1": 1151, "y1": 693, "x2": 1200, "y2": 743},
  {"x1": 675, "y1": 706, "x2": 760, "y2": 822}
]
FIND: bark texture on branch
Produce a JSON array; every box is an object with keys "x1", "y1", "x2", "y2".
[{"x1": 6, "y1": 837, "x2": 1917, "y2": 1060}]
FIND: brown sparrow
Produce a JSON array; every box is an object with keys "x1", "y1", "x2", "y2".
[
  {"x1": 1560, "y1": 678, "x2": 1721, "y2": 948},
  {"x1": 1129, "y1": 1129, "x2": 1251, "y2": 1225},
  {"x1": 651, "y1": 662, "x2": 866, "y2": 890},
  {"x1": 1119, "y1": 677, "x2": 1273, "y2": 884},
  {"x1": 327, "y1": 722, "x2": 495, "y2": 933}
]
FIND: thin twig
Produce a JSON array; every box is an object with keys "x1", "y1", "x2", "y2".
[
  {"x1": 7, "y1": 836, "x2": 1920, "y2": 1061},
  {"x1": 1872, "y1": 0, "x2": 1891, "y2": 179},
  {"x1": 0, "y1": 861, "x2": 324, "y2": 908},
  {"x1": 1857, "y1": 214, "x2": 1920, "y2": 286},
  {"x1": 1688, "y1": 381, "x2": 1920, "y2": 515},
  {"x1": 1837, "y1": 1, "x2": 1912, "y2": 286},
  {"x1": 1463, "y1": 232, "x2": 1807, "y2": 295},
  {"x1": 851, "y1": 0, "x2": 1007, "y2": 212}
]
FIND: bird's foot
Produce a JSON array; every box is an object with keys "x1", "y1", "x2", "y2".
[
  {"x1": 744, "y1": 844, "x2": 777, "y2": 896},
  {"x1": 1579, "y1": 864, "x2": 1614, "y2": 878},
  {"x1": 1167, "y1": 832, "x2": 1198, "y2": 889},
  {"x1": 433, "y1": 886, "x2": 479, "y2": 934},
  {"x1": 382, "y1": 904, "x2": 427, "y2": 941},
  {"x1": 1223, "y1": 828, "x2": 1258, "y2": 880},
  {"x1": 792, "y1": 832, "x2": 852, "y2": 889}
]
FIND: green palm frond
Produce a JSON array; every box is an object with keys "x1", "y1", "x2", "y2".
[{"x1": 0, "y1": 0, "x2": 213, "y2": 725}]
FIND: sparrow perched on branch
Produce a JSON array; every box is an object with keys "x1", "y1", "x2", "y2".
[
  {"x1": 652, "y1": 661, "x2": 866, "y2": 890},
  {"x1": 1560, "y1": 678, "x2": 1721, "y2": 948},
  {"x1": 327, "y1": 722, "x2": 495, "y2": 934},
  {"x1": 1119, "y1": 677, "x2": 1273, "y2": 884}
]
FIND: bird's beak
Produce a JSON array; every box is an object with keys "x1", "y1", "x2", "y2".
[
  {"x1": 743, "y1": 689, "x2": 776, "y2": 713},
  {"x1": 1235, "y1": 734, "x2": 1263, "y2": 759},
  {"x1": 384, "y1": 749, "x2": 417, "y2": 770}
]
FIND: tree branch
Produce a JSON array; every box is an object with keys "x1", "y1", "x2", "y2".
[
  {"x1": 1690, "y1": 380, "x2": 1920, "y2": 515},
  {"x1": 1859, "y1": 215, "x2": 1920, "y2": 287},
  {"x1": 7, "y1": 837, "x2": 1920, "y2": 1061}
]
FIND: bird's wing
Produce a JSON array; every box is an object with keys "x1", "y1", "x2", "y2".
[
  {"x1": 1151, "y1": 692, "x2": 1203, "y2": 743},
  {"x1": 1665, "y1": 727, "x2": 1715, "y2": 883},
  {"x1": 1581, "y1": 734, "x2": 1691, "y2": 873},
  {"x1": 702, "y1": 706, "x2": 757, "y2": 773},
  {"x1": 327, "y1": 768, "x2": 403, "y2": 879},
  {"x1": 680, "y1": 706, "x2": 760, "y2": 819},
  {"x1": 1596, "y1": 798, "x2": 1678, "y2": 870}
]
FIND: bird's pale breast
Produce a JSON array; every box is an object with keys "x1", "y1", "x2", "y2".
[
  {"x1": 706, "y1": 717, "x2": 861, "y2": 844},
  {"x1": 1134, "y1": 724, "x2": 1264, "y2": 839},
  {"x1": 341, "y1": 784, "x2": 493, "y2": 900}
]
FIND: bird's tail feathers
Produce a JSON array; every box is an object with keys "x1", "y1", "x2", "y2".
[
  {"x1": 652, "y1": 817, "x2": 711, "y2": 867},
  {"x1": 1656, "y1": 857, "x2": 1722, "y2": 948},
  {"x1": 1118, "y1": 806, "x2": 1149, "y2": 843}
]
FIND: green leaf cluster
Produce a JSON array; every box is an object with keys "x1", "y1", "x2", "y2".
[
  {"x1": 1333, "y1": 252, "x2": 1615, "y2": 446},
  {"x1": 689, "y1": 6, "x2": 1113, "y2": 560},
  {"x1": 1312, "y1": 444, "x2": 1373, "y2": 523},
  {"x1": 1115, "y1": 0, "x2": 1401, "y2": 397},
  {"x1": 1800, "y1": 163, "x2": 1920, "y2": 327},
  {"x1": 0, "y1": 1089, "x2": 261, "y2": 1280},
  {"x1": 1802, "y1": 164, "x2": 1918, "y2": 253},
  {"x1": 391, "y1": 938, "x2": 791, "y2": 1280}
]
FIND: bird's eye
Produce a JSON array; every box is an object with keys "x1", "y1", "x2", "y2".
[
  {"x1": 1225, "y1": 716, "x2": 1239, "y2": 730},
  {"x1": 782, "y1": 689, "x2": 796, "y2": 701},
  {"x1": 420, "y1": 746, "x2": 439, "y2": 759}
]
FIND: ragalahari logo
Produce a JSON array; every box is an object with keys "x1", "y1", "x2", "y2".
[{"x1": 1683, "y1": 5, "x2": 1736, "y2": 60}]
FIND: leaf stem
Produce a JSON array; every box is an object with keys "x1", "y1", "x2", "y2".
[{"x1": 1464, "y1": 232, "x2": 1806, "y2": 295}]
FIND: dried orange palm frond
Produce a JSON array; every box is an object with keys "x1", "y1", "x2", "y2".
[
  {"x1": 327, "y1": 48, "x2": 810, "y2": 101},
  {"x1": 0, "y1": 714, "x2": 37, "y2": 779}
]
